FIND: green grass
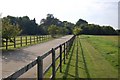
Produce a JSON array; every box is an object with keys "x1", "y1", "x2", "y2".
[
  {"x1": 78, "y1": 35, "x2": 118, "y2": 78},
  {"x1": 80, "y1": 35, "x2": 119, "y2": 69},
  {"x1": 53, "y1": 35, "x2": 118, "y2": 79}
]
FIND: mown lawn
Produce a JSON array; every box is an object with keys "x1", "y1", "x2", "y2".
[
  {"x1": 81, "y1": 35, "x2": 119, "y2": 69},
  {"x1": 54, "y1": 35, "x2": 118, "y2": 79}
]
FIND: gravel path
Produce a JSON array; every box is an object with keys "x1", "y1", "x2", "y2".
[{"x1": 1, "y1": 35, "x2": 73, "y2": 79}]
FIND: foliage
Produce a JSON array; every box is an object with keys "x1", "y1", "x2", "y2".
[
  {"x1": 48, "y1": 25, "x2": 60, "y2": 37},
  {"x1": 75, "y1": 19, "x2": 88, "y2": 26},
  {"x1": 80, "y1": 24, "x2": 117, "y2": 35},
  {"x1": 5, "y1": 15, "x2": 44, "y2": 35},
  {"x1": 2, "y1": 14, "x2": 118, "y2": 36},
  {"x1": 2, "y1": 18, "x2": 22, "y2": 49},
  {"x1": 116, "y1": 29, "x2": 120, "y2": 35},
  {"x1": 73, "y1": 27, "x2": 82, "y2": 35},
  {"x1": 2, "y1": 18, "x2": 22, "y2": 39},
  {"x1": 40, "y1": 14, "x2": 74, "y2": 34},
  {"x1": 58, "y1": 27, "x2": 69, "y2": 35}
]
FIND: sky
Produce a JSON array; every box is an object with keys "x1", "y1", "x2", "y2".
[{"x1": 0, "y1": 0, "x2": 119, "y2": 29}]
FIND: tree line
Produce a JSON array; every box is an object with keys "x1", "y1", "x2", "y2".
[{"x1": 2, "y1": 14, "x2": 119, "y2": 37}]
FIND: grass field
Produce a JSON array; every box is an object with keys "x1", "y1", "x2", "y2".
[{"x1": 54, "y1": 35, "x2": 118, "y2": 79}]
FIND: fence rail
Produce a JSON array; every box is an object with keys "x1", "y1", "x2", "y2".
[
  {"x1": 2, "y1": 35, "x2": 51, "y2": 50},
  {"x1": 2, "y1": 35, "x2": 75, "y2": 80}
]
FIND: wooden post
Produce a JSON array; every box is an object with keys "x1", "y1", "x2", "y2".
[
  {"x1": 47, "y1": 35, "x2": 48, "y2": 40},
  {"x1": 40, "y1": 36, "x2": 41, "y2": 42},
  {"x1": 26, "y1": 36, "x2": 27, "y2": 45},
  {"x1": 44, "y1": 35, "x2": 45, "y2": 41},
  {"x1": 21, "y1": 36, "x2": 22, "y2": 47},
  {"x1": 30, "y1": 36, "x2": 31, "y2": 44},
  {"x1": 60, "y1": 45, "x2": 62, "y2": 72},
  {"x1": 39, "y1": 36, "x2": 40, "y2": 42},
  {"x1": 68, "y1": 41, "x2": 70, "y2": 55},
  {"x1": 64, "y1": 43, "x2": 65, "y2": 64},
  {"x1": 70, "y1": 39, "x2": 72, "y2": 49},
  {"x1": 41, "y1": 36, "x2": 43, "y2": 42},
  {"x1": 14, "y1": 37, "x2": 16, "y2": 48},
  {"x1": 52, "y1": 48, "x2": 55, "y2": 79},
  {"x1": 34, "y1": 36, "x2": 35, "y2": 43},
  {"x1": 6, "y1": 39, "x2": 8, "y2": 50},
  {"x1": 43, "y1": 36, "x2": 45, "y2": 41},
  {"x1": 45, "y1": 35, "x2": 46, "y2": 41},
  {"x1": 37, "y1": 56, "x2": 43, "y2": 80},
  {"x1": 46, "y1": 35, "x2": 48, "y2": 40},
  {"x1": 37, "y1": 36, "x2": 38, "y2": 43},
  {"x1": 66, "y1": 42, "x2": 68, "y2": 59}
]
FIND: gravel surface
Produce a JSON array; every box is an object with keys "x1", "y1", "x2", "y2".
[{"x1": 1, "y1": 35, "x2": 73, "y2": 79}]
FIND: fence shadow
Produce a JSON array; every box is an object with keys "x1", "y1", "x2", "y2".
[
  {"x1": 61, "y1": 37, "x2": 91, "y2": 79},
  {"x1": 75, "y1": 38, "x2": 79, "y2": 78},
  {"x1": 79, "y1": 38, "x2": 91, "y2": 79},
  {"x1": 62, "y1": 39, "x2": 76, "y2": 79}
]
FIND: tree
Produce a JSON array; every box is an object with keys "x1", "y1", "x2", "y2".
[
  {"x1": 4, "y1": 16, "x2": 44, "y2": 35},
  {"x1": 75, "y1": 19, "x2": 88, "y2": 26},
  {"x1": 116, "y1": 29, "x2": 120, "y2": 35},
  {"x1": 48, "y1": 25, "x2": 60, "y2": 37},
  {"x1": 73, "y1": 27, "x2": 82, "y2": 35},
  {"x1": 102, "y1": 26, "x2": 117, "y2": 35},
  {"x1": 58, "y1": 27, "x2": 68, "y2": 35},
  {"x1": 2, "y1": 18, "x2": 22, "y2": 49}
]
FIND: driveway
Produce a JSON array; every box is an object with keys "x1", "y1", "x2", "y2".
[{"x1": 1, "y1": 35, "x2": 73, "y2": 79}]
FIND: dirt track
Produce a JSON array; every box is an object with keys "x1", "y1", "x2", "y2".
[{"x1": 2, "y1": 35, "x2": 73, "y2": 78}]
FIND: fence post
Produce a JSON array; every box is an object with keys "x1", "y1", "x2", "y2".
[
  {"x1": 64, "y1": 43, "x2": 65, "y2": 64},
  {"x1": 45, "y1": 35, "x2": 46, "y2": 41},
  {"x1": 26, "y1": 36, "x2": 27, "y2": 45},
  {"x1": 21, "y1": 36, "x2": 22, "y2": 47},
  {"x1": 39, "y1": 36, "x2": 41, "y2": 42},
  {"x1": 30, "y1": 36, "x2": 31, "y2": 44},
  {"x1": 66, "y1": 42, "x2": 68, "y2": 59},
  {"x1": 34, "y1": 36, "x2": 35, "y2": 43},
  {"x1": 46, "y1": 35, "x2": 48, "y2": 40},
  {"x1": 37, "y1": 36, "x2": 38, "y2": 43},
  {"x1": 44, "y1": 35, "x2": 45, "y2": 41},
  {"x1": 40, "y1": 35, "x2": 42, "y2": 42},
  {"x1": 38, "y1": 36, "x2": 40, "y2": 42},
  {"x1": 60, "y1": 45, "x2": 62, "y2": 72},
  {"x1": 68, "y1": 41, "x2": 70, "y2": 55},
  {"x1": 52, "y1": 48, "x2": 55, "y2": 79},
  {"x1": 14, "y1": 37, "x2": 16, "y2": 48},
  {"x1": 67, "y1": 41, "x2": 70, "y2": 55},
  {"x1": 6, "y1": 39, "x2": 8, "y2": 50},
  {"x1": 37, "y1": 56, "x2": 43, "y2": 80},
  {"x1": 41, "y1": 36, "x2": 42, "y2": 42},
  {"x1": 43, "y1": 35, "x2": 44, "y2": 41},
  {"x1": 43, "y1": 35, "x2": 45, "y2": 41}
]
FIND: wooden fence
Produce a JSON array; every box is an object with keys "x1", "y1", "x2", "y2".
[
  {"x1": 2, "y1": 35, "x2": 75, "y2": 80},
  {"x1": 2, "y1": 35, "x2": 51, "y2": 50}
]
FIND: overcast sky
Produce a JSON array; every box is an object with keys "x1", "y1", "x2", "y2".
[{"x1": 0, "y1": 0, "x2": 119, "y2": 29}]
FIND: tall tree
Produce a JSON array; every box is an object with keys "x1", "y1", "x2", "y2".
[
  {"x1": 2, "y1": 18, "x2": 22, "y2": 49},
  {"x1": 48, "y1": 25, "x2": 60, "y2": 37},
  {"x1": 75, "y1": 19, "x2": 88, "y2": 26}
]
